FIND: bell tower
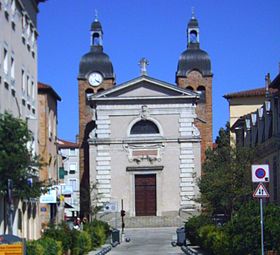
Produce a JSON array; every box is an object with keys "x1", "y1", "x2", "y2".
[
  {"x1": 78, "y1": 14, "x2": 115, "y2": 217},
  {"x1": 176, "y1": 11, "x2": 213, "y2": 162}
]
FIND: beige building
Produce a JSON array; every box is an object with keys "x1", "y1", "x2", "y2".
[
  {"x1": 38, "y1": 82, "x2": 61, "y2": 226},
  {"x1": 229, "y1": 72, "x2": 280, "y2": 203},
  {"x1": 224, "y1": 74, "x2": 272, "y2": 142},
  {"x1": 0, "y1": 0, "x2": 44, "y2": 239}
]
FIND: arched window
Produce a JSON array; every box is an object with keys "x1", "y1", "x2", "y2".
[
  {"x1": 130, "y1": 120, "x2": 159, "y2": 135},
  {"x1": 190, "y1": 30, "x2": 198, "y2": 43},
  {"x1": 97, "y1": 88, "x2": 105, "y2": 93},
  {"x1": 186, "y1": 86, "x2": 194, "y2": 91},
  {"x1": 85, "y1": 88, "x2": 94, "y2": 99},
  {"x1": 92, "y1": 32, "x2": 101, "y2": 46},
  {"x1": 197, "y1": 86, "x2": 206, "y2": 102}
]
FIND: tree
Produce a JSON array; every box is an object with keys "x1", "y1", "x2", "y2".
[
  {"x1": 198, "y1": 123, "x2": 255, "y2": 218},
  {"x1": 0, "y1": 112, "x2": 43, "y2": 199}
]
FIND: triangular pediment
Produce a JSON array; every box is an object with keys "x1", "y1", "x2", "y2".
[{"x1": 92, "y1": 76, "x2": 198, "y2": 99}]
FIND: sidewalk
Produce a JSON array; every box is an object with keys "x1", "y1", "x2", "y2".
[{"x1": 88, "y1": 227, "x2": 184, "y2": 255}]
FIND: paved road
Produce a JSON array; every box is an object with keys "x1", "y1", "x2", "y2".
[{"x1": 108, "y1": 227, "x2": 185, "y2": 255}]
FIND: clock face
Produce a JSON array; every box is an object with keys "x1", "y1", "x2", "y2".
[{"x1": 88, "y1": 72, "x2": 103, "y2": 86}]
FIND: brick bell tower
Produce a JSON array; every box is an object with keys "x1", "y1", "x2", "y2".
[
  {"x1": 176, "y1": 11, "x2": 213, "y2": 162},
  {"x1": 78, "y1": 15, "x2": 115, "y2": 217}
]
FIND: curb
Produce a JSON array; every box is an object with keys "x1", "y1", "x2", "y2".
[
  {"x1": 181, "y1": 245, "x2": 201, "y2": 255},
  {"x1": 91, "y1": 245, "x2": 112, "y2": 255}
]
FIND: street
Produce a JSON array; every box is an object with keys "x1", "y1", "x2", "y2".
[{"x1": 108, "y1": 227, "x2": 184, "y2": 255}]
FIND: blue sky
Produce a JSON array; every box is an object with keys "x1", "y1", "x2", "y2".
[{"x1": 37, "y1": 0, "x2": 280, "y2": 142}]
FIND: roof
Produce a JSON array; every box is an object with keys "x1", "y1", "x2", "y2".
[
  {"x1": 176, "y1": 44, "x2": 212, "y2": 77},
  {"x1": 38, "y1": 82, "x2": 61, "y2": 101},
  {"x1": 57, "y1": 138, "x2": 78, "y2": 149},
  {"x1": 78, "y1": 46, "x2": 114, "y2": 80},
  {"x1": 91, "y1": 75, "x2": 199, "y2": 100},
  {"x1": 269, "y1": 73, "x2": 280, "y2": 89},
  {"x1": 223, "y1": 87, "x2": 278, "y2": 99}
]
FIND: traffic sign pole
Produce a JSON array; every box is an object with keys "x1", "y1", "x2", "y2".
[{"x1": 260, "y1": 198, "x2": 264, "y2": 255}]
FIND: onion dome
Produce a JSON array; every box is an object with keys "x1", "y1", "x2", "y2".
[
  {"x1": 78, "y1": 17, "x2": 114, "y2": 80},
  {"x1": 176, "y1": 13, "x2": 212, "y2": 77}
]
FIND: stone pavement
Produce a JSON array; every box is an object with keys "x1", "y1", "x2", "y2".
[{"x1": 95, "y1": 227, "x2": 185, "y2": 255}]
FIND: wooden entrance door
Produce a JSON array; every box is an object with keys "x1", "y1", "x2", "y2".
[{"x1": 135, "y1": 174, "x2": 156, "y2": 216}]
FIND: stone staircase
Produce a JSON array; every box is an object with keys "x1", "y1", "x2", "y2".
[
  {"x1": 124, "y1": 215, "x2": 184, "y2": 228},
  {"x1": 99, "y1": 213, "x2": 186, "y2": 228}
]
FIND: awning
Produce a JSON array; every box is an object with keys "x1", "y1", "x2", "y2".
[{"x1": 64, "y1": 202, "x2": 74, "y2": 209}]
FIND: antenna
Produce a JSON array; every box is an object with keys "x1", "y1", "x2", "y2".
[
  {"x1": 191, "y1": 7, "x2": 195, "y2": 19},
  {"x1": 94, "y1": 9, "x2": 98, "y2": 21}
]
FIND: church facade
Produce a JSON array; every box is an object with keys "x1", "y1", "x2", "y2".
[{"x1": 78, "y1": 13, "x2": 212, "y2": 224}]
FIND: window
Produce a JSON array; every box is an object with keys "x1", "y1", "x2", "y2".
[
  {"x1": 48, "y1": 113, "x2": 52, "y2": 139},
  {"x1": 69, "y1": 148, "x2": 76, "y2": 156},
  {"x1": 69, "y1": 179, "x2": 78, "y2": 191},
  {"x1": 11, "y1": 56, "x2": 15, "y2": 80},
  {"x1": 130, "y1": 120, "x2": 160, "y2": 135},
  {"x1": 197, "y1": 86, "x2": 206, "y2": 102},
  {"x1": 4, "y1": 11, "x2": 9, "y2": 21},
  {"x1": 27, "y1": 75, "x2": 30, "y2": 97},
  {"x1": 69, "y1": 163, "x2": 76, "y2": 174},
  {"x1": 31, "y1": 80, "x2": 35, "y2": 100},
  {"x1": 3, "y1": 48, "x2": 8, "y2": 74},
  {"x1": 21, "y1": 69, "x2": 25, "y2": 93},
  {"x1": 11, "y1": 21, "x2": 16, "y2": 31}
]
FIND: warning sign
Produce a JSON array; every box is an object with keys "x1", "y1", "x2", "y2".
[{"x1": 253, "y1": 183, "x2": 270, "y2": 198}]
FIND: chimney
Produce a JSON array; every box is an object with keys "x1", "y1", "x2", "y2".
[{"x1": 76, "y1": 134, "x2": 79, "y2": 144}]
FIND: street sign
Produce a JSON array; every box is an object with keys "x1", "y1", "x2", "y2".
[
  {"x1": 252, "y1": 165, "x2": 269, "y2": 183},
  {"x1": 253, "y1": 183, "x2": 270, "y2": 198}
]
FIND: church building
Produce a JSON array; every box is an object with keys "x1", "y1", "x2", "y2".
[{"x1": 78, "y1": 13, "x2": 212, "y2": 226}]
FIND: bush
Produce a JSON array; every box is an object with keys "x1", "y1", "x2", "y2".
[
  {"x1": 198, "y1": 224, "x2": 230, "y2": 255},
  {"x1": 43, "y1": 222, "x2": 73, "y2": 253},
  {"x1": 73, "y1": 231, "x2": 92, "y2": 255},
  {"x1": 26, "y1": 240, "x2": 44, "y2": 255},
  {"x1": 185, "y1": 214, "x2": 212, "y2": 245},
  {"x1": 83, "y1": 220, "x2": 110, "y2": 249},
  {"x1": 37, "y1": 237, "x2": 60, "y2": 255}
]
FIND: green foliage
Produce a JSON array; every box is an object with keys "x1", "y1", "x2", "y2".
[
  {"x1": 185, "y1": 214, "x2": 212, "y2": 245},
  {"x1": 225, "y1": 201, "x2": 280, "y2": 254},
  {"x1": 72, "y1": 231, "x2": 92, "y2": 255},
  {"x1": 83, "y1": 219, "x2": 110, "y2": 249},
  {"x1": 43, "y1": 222, "x2": 74, "y2": 253},
  {"x1": 198, "y1": 225, "x2": 230, "y2": 255},
  {"x1": 188, "y1": 201, "x2": 280, "y2": 254},
  {"x1": 37, "y1": 237, "x2": 60, "y2": 255},
  {"x1": 26, "y1": 240, "x2": 44, "y2": 255},
  {"x1": 199, "y1": 123, "x2": 255, "y2": 217},
  {"x1": 0, "y1": 112, "x2": 43, "y2": 199}
]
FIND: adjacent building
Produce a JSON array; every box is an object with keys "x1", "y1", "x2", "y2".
[
  {"x1": 37, "y1": 82, "x2": 61, "y2": 226},
  {"x1": 57, "y1": 139, "x2": 80, "y2": 220},
  {"x1": 227, "y1": 71, "x2": 280, "y2": 204},
  {"x1": 0, "y1": 0, "x2": 44, "y2": 239},
  {"x1": 78, "y1": 13, "x2": 213, "y2": 226}
]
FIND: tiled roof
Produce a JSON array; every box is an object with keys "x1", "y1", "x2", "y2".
[
  {"x1": 57, "y1": 138, "x2": 78, "y2": 149},
  {"x1": 38, "y1": 82, "x2": 61, "y2": 101},
  {"x1": 224, "y1": 87, "x2": 277, "y2": 99}
]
